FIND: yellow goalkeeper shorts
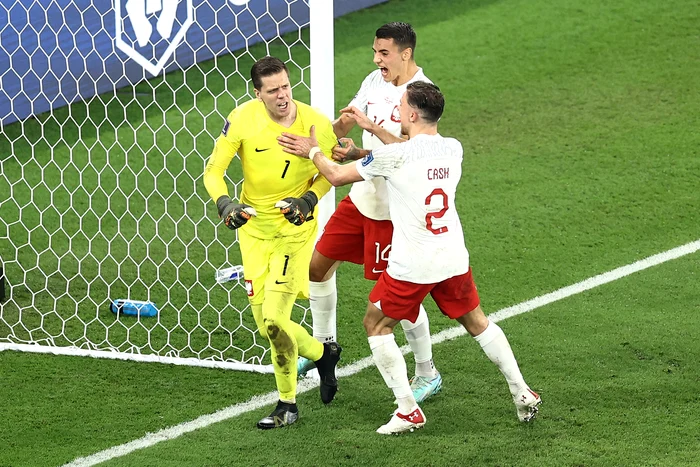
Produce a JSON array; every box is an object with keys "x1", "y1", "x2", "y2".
[{"x1": 238, "y1": 226, "x2": 317, "y2": 306}]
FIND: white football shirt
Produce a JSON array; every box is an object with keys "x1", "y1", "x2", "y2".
[
  {"x1": 347, "y1": 68, "x2": 432, "y2": 220},
  {"x1": 355, "y1": 133, "x2": 470, "y2": 284}
]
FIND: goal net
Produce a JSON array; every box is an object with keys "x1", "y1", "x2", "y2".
[{"x1": 0, "y1": 0, "x2": 335, "y2": 372}]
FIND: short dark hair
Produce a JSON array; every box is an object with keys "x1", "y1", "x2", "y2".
[
  {"x1": 375, "y1": 22, "x2": 417, "y2": 58},
  {"x1": 250, "y1": 56, "x2": 289, "y2": 90},
  {"x1": 406, "y1": 82, "x2": 444, "y2": 123}
]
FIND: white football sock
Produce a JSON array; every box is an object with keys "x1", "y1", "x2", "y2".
[
  {"x1": 368, "y1": 333, "x2": 416, "y2": 413},
  {"x1": 473, "y1": 320, "x2": 527, "y2": 397},
  {"x1": 401, "y1": 304, "x2": 436, "y2": 378},
  {"x1": 309, "y1": 278, "x2": 337, "y2": 343}
]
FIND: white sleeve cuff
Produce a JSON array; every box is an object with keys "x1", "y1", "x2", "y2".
[{"x1": 308, "y1": 146, "x2": 321, "y2": 160}]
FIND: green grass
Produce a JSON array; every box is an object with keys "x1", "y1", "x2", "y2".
[
  {"x1": 2, "y1": 0, "x2": 700, "y2": 465},
  {"x1": 102, "y1": 256, "x2": 700, "y2": 467}
]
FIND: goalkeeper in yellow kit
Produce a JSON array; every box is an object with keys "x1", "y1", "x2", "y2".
[{"x1": 203, "y1": 56, "x2": 342, "y2": 429}]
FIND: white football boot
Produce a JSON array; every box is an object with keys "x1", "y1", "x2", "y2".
[
  {"x1": 376, "y1": 406, "x2": 426, "y2": 435},
  {"x1": 514, "y1": 388, "x2": 542, "y2": 422}
]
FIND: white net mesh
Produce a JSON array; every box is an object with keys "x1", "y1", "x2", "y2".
[{"x1": 0, "y1": 0, "x2": 316, "y2": 370}]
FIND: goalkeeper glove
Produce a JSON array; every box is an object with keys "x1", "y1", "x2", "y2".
[
  {"x1": 216, "y1": 195, "x2": 257, "y2": 230},
  {"x1": 275, "y1": 191, "x2": 318, "y2": 226}
]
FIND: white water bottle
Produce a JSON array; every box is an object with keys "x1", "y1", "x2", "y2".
[{"x1": 216, "y1": 265, "x2": 244, "y2": 284}]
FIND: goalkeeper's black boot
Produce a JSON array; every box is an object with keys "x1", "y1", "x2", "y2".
[
  {"x1": 314, "y1": 341, "x2": 342, "y2": 404},
  {"x1": 257, "y1": 400, "x2": 299, "y2": 429}
]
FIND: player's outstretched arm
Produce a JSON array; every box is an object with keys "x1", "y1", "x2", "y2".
[
  {"x1": 278, "y1": 126, "x2": 363, "y2": 187},
  {"x1": 339, "y1": 106, "x2": 404, "y2": 145},
  {"x1": 278, "y1": 128, "x2": 368, "y2": 163},
  {"x1": 332, "y1": 112, "x2": 356, "y2": 138},
  {"x1": 332, "y1": 137, "x2": 370, "y2": 162},
  {"x1": 307, "y1": 146, "x2": 363, "y2": 187}
]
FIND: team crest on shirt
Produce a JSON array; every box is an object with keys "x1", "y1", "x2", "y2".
[
  {"x1": 361, "y1": 153, "x2": 374, "y2": 166},
  {"x1": 245, "y1": 279, "x2": 254, "y2": 297},
  {"x1": 222, "y1": 119, "x2": 230, "y2": 136},
  {"x1": 391, "y1": 105, "x2": 400, "y2": 123}
]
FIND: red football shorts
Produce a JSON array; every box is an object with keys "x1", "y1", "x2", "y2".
[
  {"x1": 315, "y1": 196, "x2": 393, "y2": 280},
  {"x1": 369, "y1": 268, "x2": 481, "y2": 323}
]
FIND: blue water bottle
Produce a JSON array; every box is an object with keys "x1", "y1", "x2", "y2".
[{"x1": 110, "y1": 299, "x2": 158, "y2": 317}]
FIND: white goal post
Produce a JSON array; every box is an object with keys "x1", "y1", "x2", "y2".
[{"x1": 0, "y1": 0, "x2": 339, "y2": 372}]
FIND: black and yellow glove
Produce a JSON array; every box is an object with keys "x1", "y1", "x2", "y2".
[
  {"x1": 216, "y1": 195, "x2": 257, "y2": 230},
  {"x1": 275, "y1": 191, "x2": 318, "y2": 226}
]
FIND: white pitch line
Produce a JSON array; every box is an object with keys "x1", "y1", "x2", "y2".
[{"x1": 63, "y1": 239, "x2": 700, "y2": 467}]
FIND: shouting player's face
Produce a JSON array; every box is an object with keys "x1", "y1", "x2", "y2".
[
  {"x1": 256, "y1": 71, "x2": 294, "y2": 122},
  {"x1": 373, "y1": 37, "x2": 410, "y2": 85}
]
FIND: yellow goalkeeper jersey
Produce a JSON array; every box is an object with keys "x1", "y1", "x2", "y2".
[{"x1": 204, "y1": 99, "x2": 336, "y2": 239}]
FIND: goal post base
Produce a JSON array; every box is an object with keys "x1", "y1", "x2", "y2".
[{"x1": 0, "y1": 343, "x2": 275, "y2": 374}]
